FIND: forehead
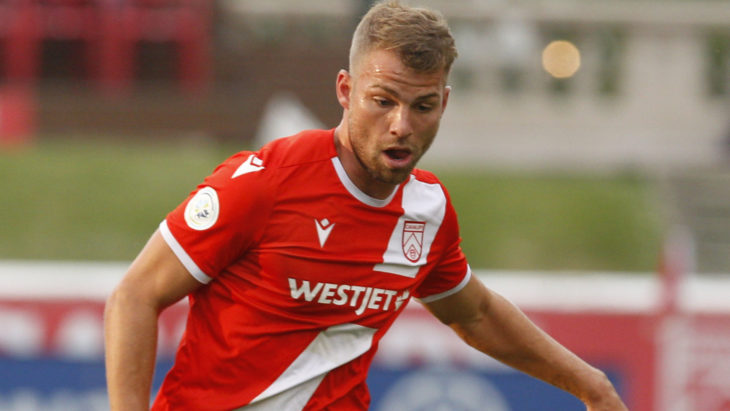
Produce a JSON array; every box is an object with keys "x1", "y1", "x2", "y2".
[{"x1": 354, "y1": 49, "x2": 447, "y2": 95}]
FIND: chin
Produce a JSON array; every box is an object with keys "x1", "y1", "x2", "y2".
[{"x1": 379, "y1": 169, "x2": 413, "y2": 185}]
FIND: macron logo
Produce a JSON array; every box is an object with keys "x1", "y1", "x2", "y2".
[
  {"x1": 315, "y1": 218, "x2": 335, "y2": 247},
  {"x1": 232, "y1": 154, "x2": 265, "y2": 178}
]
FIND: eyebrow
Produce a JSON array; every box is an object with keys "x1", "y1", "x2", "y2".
[{"x1": 370, "y1": 84, "x2": 440, "y2": 102}]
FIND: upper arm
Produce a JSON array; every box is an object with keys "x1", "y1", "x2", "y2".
[
  {"x1": 112, "y1": 229, "x2": 202, "y2": 312},
  {"x1": 423, "y1": 274, "x2": 492, "y2": 327}
]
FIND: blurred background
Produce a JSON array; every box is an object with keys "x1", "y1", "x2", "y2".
[{"x1": 0, "y1": 0, "x2": 729, "y2": 409}]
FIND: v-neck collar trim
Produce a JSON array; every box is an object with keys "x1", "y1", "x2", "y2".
[{"x1": 331, "y1": 156, "x2": 399, "y2": 208}]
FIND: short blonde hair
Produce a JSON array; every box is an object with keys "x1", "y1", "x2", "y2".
[{"x1": 349, "y1": 1, "x2": 458, "y2": 75}]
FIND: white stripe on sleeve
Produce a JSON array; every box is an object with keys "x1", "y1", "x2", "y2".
[
  {"x1": 418, "y1": 266, "x2": 472, "y2": 303},
  {"x1": 158, "y1": 220, "x2": 214, "y2": 284}
]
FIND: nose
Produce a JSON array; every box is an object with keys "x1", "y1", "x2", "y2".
[{"x1": 389, "y1": 106, "x2": 413, "y2": 139}]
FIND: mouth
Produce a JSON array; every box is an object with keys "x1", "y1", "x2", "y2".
[
  {"x1": 384, "y1": 148, "x2": 412, "y2": 163},
  {"x1": 383, "y1": 148, "x2": 414, "y2": 169}
]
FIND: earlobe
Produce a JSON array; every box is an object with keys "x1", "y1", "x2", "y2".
[{"x1": 336, "y1": 69, "x2": 351, "y2": 110}]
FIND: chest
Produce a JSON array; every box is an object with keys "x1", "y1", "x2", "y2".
[
  {"x1": 219, "y1": 167, "x2": 450, "y2": 324},
  {"x1": 241, "y1": 187, "x2": 443, "y2": 321}
]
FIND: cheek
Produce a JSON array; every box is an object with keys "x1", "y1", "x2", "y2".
[
  {"x1": 414, "y1": 116, "x2": 441, "y2": 139},
  {"x1": 351, "y1": 111, "x2": 383, "y2": 143},
  {"x1": 348, "y1": 117, "x2": 377, "y2": 156}
]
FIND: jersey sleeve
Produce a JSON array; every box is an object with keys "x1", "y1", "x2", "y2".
[
  {"x1": 413, "y1": 190, "x2": 471, "y2": 303},
  {"x1": 160, "y1": 151, "x2": 276, "y2": 283}
]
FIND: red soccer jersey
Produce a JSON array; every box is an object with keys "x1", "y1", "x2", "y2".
[{"x1": 154, "y1": 129, "x2": 470, "y2": 410}]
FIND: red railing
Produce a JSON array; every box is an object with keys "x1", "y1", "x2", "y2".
[{"x1": 0, "y1": 0, "x2": 212, "y2": 94}]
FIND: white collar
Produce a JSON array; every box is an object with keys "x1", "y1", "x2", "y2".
[{"x1": 331, "y1": 156, "x2": 399, "y2": 208}]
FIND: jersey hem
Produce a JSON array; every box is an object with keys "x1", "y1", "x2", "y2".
[{"x1": 159, "y1": 220, "x2": 214, "y2": 284}]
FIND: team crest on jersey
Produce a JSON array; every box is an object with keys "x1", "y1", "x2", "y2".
[
  {"x1": 184, "y1": 186, "x2": 219, "y2": 231},
  {"x1": 402, "y1": 221, "x2": 426, "y2": 263}
]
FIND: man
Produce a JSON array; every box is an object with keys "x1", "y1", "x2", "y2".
[{"x1": 105, "y1": 1, "x2": 628, "y2": 410}]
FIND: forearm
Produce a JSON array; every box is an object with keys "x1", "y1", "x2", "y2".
[
  {"x1": 104, "y1": 287, "x2": 160, "y2": 411},
  {"x1": 450, "y1": 289, "x2": 620, "y2": 407}
]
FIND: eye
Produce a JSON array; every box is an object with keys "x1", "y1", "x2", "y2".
[
  {"x1": 415, "y1": 103, "x2": 434, "y2": 113},
  {"x1": 374, "y1": 97, "x2": 392, "y2": 107}
]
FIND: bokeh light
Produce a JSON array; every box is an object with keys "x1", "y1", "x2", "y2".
[{"x1": 542, "y1": 40, "x2": 581, "y2": 78}]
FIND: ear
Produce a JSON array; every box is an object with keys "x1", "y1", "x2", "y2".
[
  {"x1": 336, "y1": 69, "x2": 351, "y2": 110},
  {"x1": 441, "y1": 85, "x2": 451, "y2": 114}
]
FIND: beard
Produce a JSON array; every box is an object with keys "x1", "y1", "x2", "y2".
[{"x1": 347, "y1": 117, "x2": 418, "y2": 187}]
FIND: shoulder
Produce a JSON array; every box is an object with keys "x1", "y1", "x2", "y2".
[
  {"x1": 408, "y1": 168, "x2": 452, "y2": 201},
  {"x1": 405, "y1": 168, "x2": 459, "y2": 224},
  {"x1": 410, "y1": 168, "x2": 442, "y2": 186},
  {"x1": 258, "y1": 128, "x2": 336, "y2": 170},
  {"x1": 208, "y1": 129, "x2": 335, "y2": 184}
]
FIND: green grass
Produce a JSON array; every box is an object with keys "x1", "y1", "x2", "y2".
[
  {"x1": 437, "y1": 170, "x2": 665, "y2": 272},
  {"x1": 0, "y1": 139, "x2": 665, "y2": 271},
  {"x1": 0, "y1": 138, "x2": 237, "y2": 261}
]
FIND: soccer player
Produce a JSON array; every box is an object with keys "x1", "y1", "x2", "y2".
[{"x1": 104, "y1": 1, "x2": 628, "y2": 410}]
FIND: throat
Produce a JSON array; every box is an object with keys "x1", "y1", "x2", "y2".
[{"x1": 332, "y1": 156, "x2": 399, "y2": 206}]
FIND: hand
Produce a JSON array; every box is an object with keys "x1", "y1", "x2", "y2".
[
  {"x1": 586, "y1": 397, "x2": 628, "y2": 411},
  {"x1": 584, "y1": 381, "x2": 629, "y2": 411}
]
